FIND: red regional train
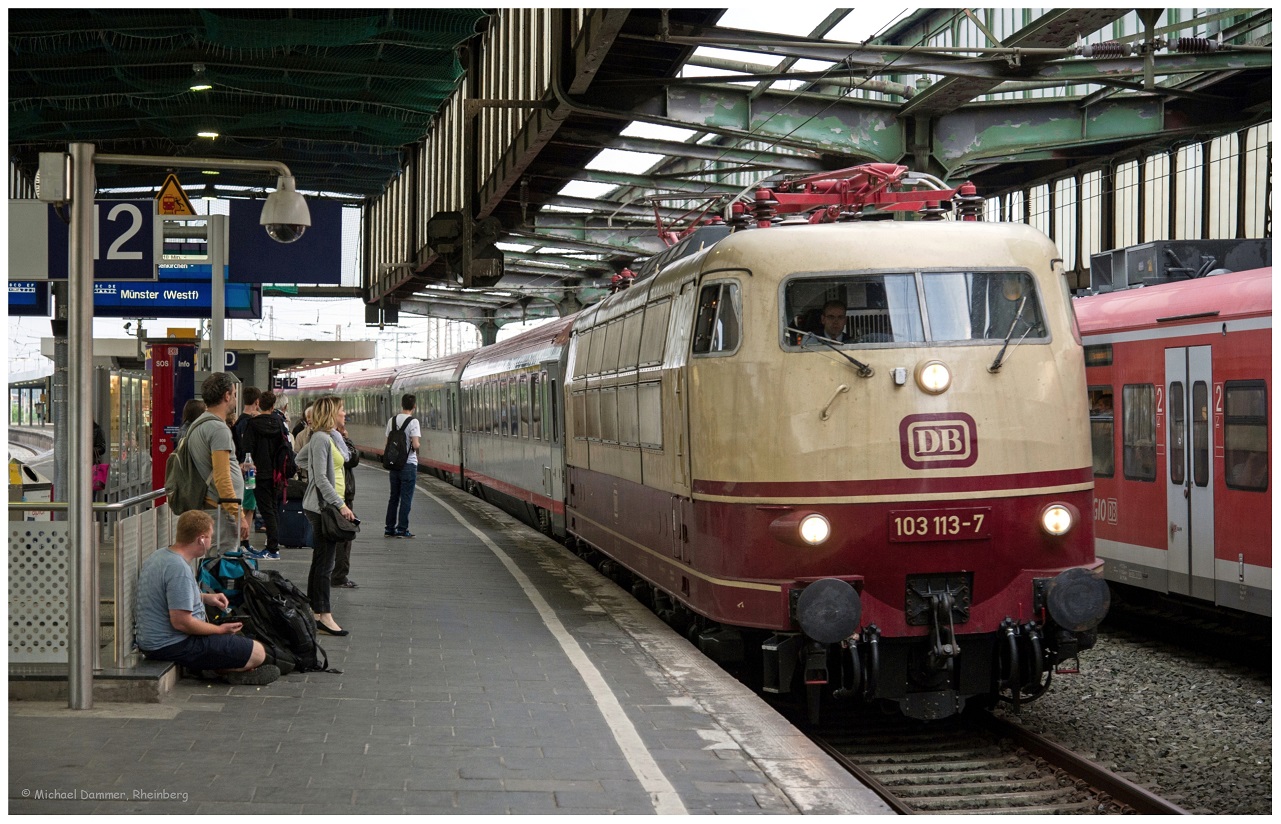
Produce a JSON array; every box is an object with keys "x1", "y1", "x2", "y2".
[
  {"x1": 1074, "y1": 267, "x2": 1272, "y2": 618},
  {"x1": 289, "y1": 165, "x2": 1111, "y2": 721}
]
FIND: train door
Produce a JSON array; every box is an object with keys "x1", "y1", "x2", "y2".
[
  {"x1": 540, "y1": 361, "x2": 565, "y2": 533},
  {"x1": 1165, "y1": 346, "x2": 1215, "y2": 601}
]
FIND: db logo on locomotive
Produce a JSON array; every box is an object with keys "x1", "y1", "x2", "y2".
[{"x1": 899, "y1": 412, "x2": 978, "y2": 470}]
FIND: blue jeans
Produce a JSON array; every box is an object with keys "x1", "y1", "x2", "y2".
[{"x1": 385, "y1": 464, "x2": 417, "y2": 535}]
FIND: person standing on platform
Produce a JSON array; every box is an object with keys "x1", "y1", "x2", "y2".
[
  {"x1": 187, "y1": 372, "x2": 248, "y2": 557},
  {"x1": 231, "y1": 386, "x2": 261, "y2": 554},
  {"x1": 176, "y1": 399, "x2": 206, "y2": 442},
  {"x1": 384, "y1": 394, "x2": 421, "y2": 539},
  {"x1": 297, "y1": 395, "x2": 355, "y2": 636},
  {"x1": 330, "y1": 418, "x2": 360, "y2": 589},
  {"x1": 243, "y1": 390, "x2": 292, "y2": 561}
]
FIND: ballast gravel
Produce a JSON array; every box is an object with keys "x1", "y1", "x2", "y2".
[{"x1": 994, "y1": 631, "x2": 1271, "y2": 815}]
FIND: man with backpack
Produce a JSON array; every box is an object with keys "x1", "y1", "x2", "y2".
[
  {"x1": 135, "y1": 510, "x2": 280, "y2": 685},
  {"x1": 187, "y1": 372, "x2": 249, "y2": 556},
  {"x1": 383, "y1": 393, "x2": 421, "y2": 538},
  {"x1": 242, "y1": 390, "x2": 294, "y2": 561}
]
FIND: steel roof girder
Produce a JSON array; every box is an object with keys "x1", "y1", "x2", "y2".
[
  {"x1": 930, "y1": 95, "x2": 1253, "y2": 171},
  {"x1": 636, "y1": 85, "x2": 905, "y2": 161},
  {"x1": 515, "y1": 224, "x2": 664, "y2": 256}
]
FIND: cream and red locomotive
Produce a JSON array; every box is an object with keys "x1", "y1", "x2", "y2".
[{"x1": 290, "y1": 165, "x2": 1110, "y2": 720}]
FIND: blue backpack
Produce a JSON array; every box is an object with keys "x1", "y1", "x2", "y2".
[{"x1": 198, "y1": 548, "x2": 259, "y2": 609}]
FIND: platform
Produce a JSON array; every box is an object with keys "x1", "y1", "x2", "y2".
[{"x1": 8, "y1": 465, "x2": 889, "y2": 814}]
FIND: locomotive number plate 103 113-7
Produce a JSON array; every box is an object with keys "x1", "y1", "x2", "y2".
[{"x1": 889, "y1": 507, "x2": 992, "y2": 542}]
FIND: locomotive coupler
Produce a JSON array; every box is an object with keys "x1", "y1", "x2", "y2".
[
  {"x1": 803, "y1": 640, "x2": 829, "y2": 686},
  {"x1": 926, "y1": 592, "x2": 960, "y2": 672}
]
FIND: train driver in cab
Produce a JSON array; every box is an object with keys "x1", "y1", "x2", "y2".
[{"x1": 804, "y1": 300, "x2": 850, "y2": 345}]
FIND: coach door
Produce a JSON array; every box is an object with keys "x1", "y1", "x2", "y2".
[{"x1": 1165, "y1": 346, "x2": 1215, "y2": 602}]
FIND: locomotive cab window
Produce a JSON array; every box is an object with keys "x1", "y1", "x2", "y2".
[
  {"x1": 692, "y1": 282, "x2": 741, "y2": 355},
  {"x1": 782, "y1": 270, "x2": 1045, "y2": 347}
]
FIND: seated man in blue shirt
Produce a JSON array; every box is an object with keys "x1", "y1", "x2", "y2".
[{"x1": 134, "y1": 510, "x2": 280, "y2": 685}]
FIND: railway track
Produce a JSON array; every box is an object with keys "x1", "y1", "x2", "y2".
[{"x1": 806, "y1": 710, "x2": 1188, "y2": 815}]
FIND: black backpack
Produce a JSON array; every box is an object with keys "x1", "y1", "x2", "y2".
[
  {"x1": 239, "y1": 569, "x2": 339, "y2": 673},
  {"x1": 381, "y1": 415, "x2": 412, "y2": 470}
]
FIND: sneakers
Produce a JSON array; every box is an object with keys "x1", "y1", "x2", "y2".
[
  {"x1": 333, "y1": 580, "x2": 359, "y2": 589},
  {"x1": 225, "y1": 665, "x2": 280, "y2": 686},
  {"x1": 384, "y1": 531, "x2": 396, "y2": 538},
  {"x1": 246, "y1": 547, "x2": 281, "y2": 560},
  {"x1": 396, "y1": 531, "x2": 415, "y2": 539}
]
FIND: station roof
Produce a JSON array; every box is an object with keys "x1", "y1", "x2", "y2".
[{"x1": 8, "y1": 9, "x2": 1272, "y2": 330}]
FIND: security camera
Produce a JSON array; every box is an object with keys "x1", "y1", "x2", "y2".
[
  {"x1": 264, "y1": 222, "x2": 307, "y2": 243},
  {"x1": 259, "y1": 175, "x2": 311, "y2": 244}
]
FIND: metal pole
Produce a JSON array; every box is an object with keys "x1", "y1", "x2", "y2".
[
  {"x1": 210, "y1": 215, "x2": 226, "y2": 373},
  {"x1": 68, "y1": 141, "x2": 97, "y2": 709}
]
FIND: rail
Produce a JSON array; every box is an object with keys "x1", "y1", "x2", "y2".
[{"x1": 9, "y1": 489, "x2": 172, "y2": 671}]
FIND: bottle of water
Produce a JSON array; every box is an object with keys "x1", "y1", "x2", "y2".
[{"x1": 244, "y1": 455, "x2": 256, "y2": 490}]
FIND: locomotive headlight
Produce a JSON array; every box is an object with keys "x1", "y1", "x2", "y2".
[
  {"x1": 769, "y1": 511, "x2": 832, "y2": 547},
  {"x1": 799, "y1": 513, "x2": 831, "y2": 546},
  {"x1": 916, "y1": 360, "x2": 952, "y2": 394},
  {"x1": 1040, "y1": 503, "x2": 1077, "y2": 536}
]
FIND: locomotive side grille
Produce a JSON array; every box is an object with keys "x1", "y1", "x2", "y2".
[{"x1": 905, "y1": 573, "x2": 973, "y2": 626}]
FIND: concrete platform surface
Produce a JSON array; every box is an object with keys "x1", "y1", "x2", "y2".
[{"x1": 9, "y1": 466, "x2": 889, "y2": 815}]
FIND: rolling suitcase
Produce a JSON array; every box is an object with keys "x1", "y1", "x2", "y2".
[{"x1": 277, "y1": 497, "x2": 314, "y2": 548}]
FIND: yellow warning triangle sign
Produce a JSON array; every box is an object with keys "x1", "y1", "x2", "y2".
[{"x1": 156, "y1": 173, "x2": 196, "y2": 216}]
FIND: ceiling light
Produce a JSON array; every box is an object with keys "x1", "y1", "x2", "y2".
[
  {"x1": 201, "y1": 169, "x2": 220, "y2": 175},
  {"x1": 189, "y1": 63, "x2": 213, "y2": 93},
  {"x1": 197, "y1": 131, "x2": 219, "y2": 140}
]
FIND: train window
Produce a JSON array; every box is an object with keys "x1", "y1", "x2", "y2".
[
  {"x1": 571, "y1": 390, "x2": 586, "y2": 441},
  {"x1": 1169, "y1": 382, "x2": 1185, "y2": 485},
  {"x1": 571, "y1": 329, "x2": 592, "y2": 379},
  {"x1": 693, "y1": 282, "x2": 741, "y2": 355},
  {"x1": 519, "y1": 375, "x2": 530, "y2": 439},
  {"x1": 639, "y1": 299, "x2": 672, "y2": 365},
  {"x1": 1123, "y1": 384, "x2": 1157, "y2": 482},
  {"x1": 922, "y1": 271, "x2": 1046, "y2": 342},
  {"x1": 620, "y1": 310, "x2": 643, "y2": 370},
  {"x1": 530, "y1": 374, "x2": 542, "y2": 441},
  {"x1": 784, "y1": 274, "x2": 923, "y2": 346},
  {"x1": 638, "y1": 381, "x2": 663, "y2": 448},
  {"x1": 599, "y1": 387, "x2": 618, "y2": 443},
  {"x1": 602, "y1": 319, "x2": 624, "y2": 373},
  {"x1": 1192, "y1": 382, "x2": 1210, "y2": 487},
  {"x1": 1084, "y1": 344, "x2": 1113, "y2": 367},
  {"x1": 1224, "y1": 381, "x2": 1268, "y2": 491},
  {"x1": 1089, "y1": 386, "x2": 1114, "y2": 477},
  {"x1": 618, "y1": 383, "x2": 639, "y2": 447}
]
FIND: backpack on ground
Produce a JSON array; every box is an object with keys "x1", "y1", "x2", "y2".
[
  {"x1": 198, "y1": 549, "x2": 258, "y2": 609},
  {"x1": 381, "y1": 415, "x2": 412, "y2": 470},
  {"x1": 239, "y1": 569, "x2": 338, "y2": 673},
  {"x1": 164, "y1": 417, "x2": 218, "y2": 515}
]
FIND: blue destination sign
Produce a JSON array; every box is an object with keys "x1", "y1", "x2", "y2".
[
  {"x1": 92, "y1": 280, "x2": 260, "y2": 319},
  {"x1": 44, "y1": 199, "x2": 158, "y2": 280},
  {"x1": 7, "y1": 281, "x2": 51, "y2": 316}
]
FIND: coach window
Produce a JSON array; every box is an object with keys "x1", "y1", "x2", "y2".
[
  {"x1": 1169, "y1": 381, "x2": 1185, "y2": 485},
  {"x1": 1088, "y1": 386, "x2": 1114, "y2": 477},
  {"x1": 692, "y1": 282, "x2": 741, "y2": 355},
  {"x1": 1224, "y1": 381, "x2": 1268, "y2": 491},
  {"x1": 784, "y1": 274, "x2": 924, "y2": 346},
  {"x1": 530, "y1": 374, "x2": 542, "y2": 441},
  {"x1": 1192, "y1": 382, "x2": 1210, "y2": 487},
  {"x1": 1123, "y1": 384, "x2": 1157, "y2": 482}
]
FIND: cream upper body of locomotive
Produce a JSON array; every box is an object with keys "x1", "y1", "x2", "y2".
[{"x1": 567, "y1": 221, "x2": 1093, "y2": 505}]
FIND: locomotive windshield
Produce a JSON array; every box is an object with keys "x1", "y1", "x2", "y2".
[{"x1": 783, "y1": 271, "x2": 1046, "y2": 347}]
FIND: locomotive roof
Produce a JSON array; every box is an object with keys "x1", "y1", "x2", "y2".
[{"x1": 1074, "y1": 267, "x2": 1271, "y2": 335}]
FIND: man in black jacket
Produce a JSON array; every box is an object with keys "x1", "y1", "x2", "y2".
[{"x1": 242, "y1": 390, "x2": 293, "y2": 560}]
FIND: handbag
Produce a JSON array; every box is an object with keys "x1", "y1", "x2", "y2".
[
  {"x1": 319, "y1": 502, "x2": 360, "y2": 542},
  {"x1": 91, "y1": 463, "x2": 110, "y2": 491}
]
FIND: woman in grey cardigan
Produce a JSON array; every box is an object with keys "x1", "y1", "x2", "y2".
[{"x1": 296, "y1": 394, "x2": 356, "y2": 636}]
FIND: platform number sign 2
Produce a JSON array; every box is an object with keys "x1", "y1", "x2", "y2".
[{"x1": 46, "y1": 199, "x2": 157, "y2": 280}]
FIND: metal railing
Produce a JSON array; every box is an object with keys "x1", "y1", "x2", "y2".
[{"x1": 9, "y1": 490, "x2": 170, "y2": 671}]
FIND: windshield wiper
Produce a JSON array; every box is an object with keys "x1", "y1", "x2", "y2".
[
  {"x1": 988, "y1": 295, "x2": 1030, "y2": 373},
  {"x1": 788, "y1": 327, "x2": 874, "y2": 377}
]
